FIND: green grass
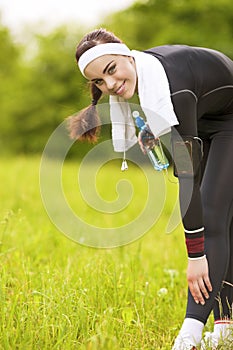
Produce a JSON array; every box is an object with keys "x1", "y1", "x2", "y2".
[{"x1": 0, "y1": 156, "x2": 221, "y2": 349}]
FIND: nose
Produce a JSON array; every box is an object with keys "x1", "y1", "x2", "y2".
[{"x1": 105, "y1": 76, "x2": 116, "y2": 91}]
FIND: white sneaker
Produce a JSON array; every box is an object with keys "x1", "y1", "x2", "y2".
[{"x1": 172, "y1": 334, "x2": 197, "y2": 350}]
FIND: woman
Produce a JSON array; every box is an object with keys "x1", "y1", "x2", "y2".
[{"x1": 68, "y1": 28, "x2": 233, "y2": 349}]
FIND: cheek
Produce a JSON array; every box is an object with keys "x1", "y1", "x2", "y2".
[
  {"x1": 128, "y1": 66, "x2": 137, "y2": 88},
  {"x1": 97, "y1": 85, "x2": 108, "y2": 94},
  {"x1": 119, "y1": 68, "x2": 135, "y2": 83},
  {"x1": 128, "y1": 63, "x2": 137, "y2": 82}
]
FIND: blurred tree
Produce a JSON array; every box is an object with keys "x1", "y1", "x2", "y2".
[
  {"x1": 104, "y1": 0, "x2": 233, "y2": 57},
  {"x1": 1, "y1": 27, "x2": 92, "y2": 154},
  {"x1": 0, "y1": 27, "x2": 95, "y2": 153},
  {"x1": 0, "y1": 24, "x2": 22, "y2": 152}
]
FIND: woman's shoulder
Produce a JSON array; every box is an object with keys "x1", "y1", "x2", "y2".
[{"x1": 144, "y1": 44, "x2": 194, "y2": 57}]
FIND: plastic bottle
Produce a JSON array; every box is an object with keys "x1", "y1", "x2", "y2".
[{"x1": 132, "y1": 111, "x2": 169, "y2": 171}]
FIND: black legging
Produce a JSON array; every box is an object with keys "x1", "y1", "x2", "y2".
[{"x1": 186, "y1": 131, "x2": 233, "y2": 323}]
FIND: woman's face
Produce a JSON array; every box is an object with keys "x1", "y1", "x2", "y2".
[{"x1": 84, "y1": 54, "x2": 137, "y2": 100}]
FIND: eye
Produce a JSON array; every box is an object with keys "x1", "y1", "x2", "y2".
[
  {"x1": 108, "y1": 64, "x2": 116, "y2": 75},
  {"x1": 94, "y1": 79, "x2": 103, "y2": 86}
]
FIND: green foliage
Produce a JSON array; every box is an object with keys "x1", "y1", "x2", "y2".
[
  {"x1": 0, "y1": 0, "x2": 233, "y2": 155},
  {"x1": 105, "y1": 0, "x2": 233, "y2": 55},
  {"x1": 0, "y1": 25, "x2": 91, "y2": 154},
  {"x1": 0, "y1": 25, "x2": 21, "y2": 150}
]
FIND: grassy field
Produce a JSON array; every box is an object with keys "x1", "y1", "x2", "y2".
[{"x1": 0, "y1": 156, "x2": 218, "y2": 349}]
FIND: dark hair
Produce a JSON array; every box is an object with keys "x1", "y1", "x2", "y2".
[{"x1": 67, "y1": 28, "x2": 122, "y2": 142}]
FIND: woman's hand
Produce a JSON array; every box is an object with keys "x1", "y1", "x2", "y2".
[
  {"x1": 138, "y1": 129, "x2": 158, "y2": 154},
  {"x1": 187, "y1": 256, "x2": 212, "y2": 305},
  {"x1": 138, "y1": 131, "x2": 147, "y2": 154}
]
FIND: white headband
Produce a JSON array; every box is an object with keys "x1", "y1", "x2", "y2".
[{"x1": 78, "y1": 43, "x2": 132, "y2": 77}]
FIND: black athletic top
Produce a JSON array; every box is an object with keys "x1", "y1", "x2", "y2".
[{"x1": 145, "y1": 45, "x2": 233, "y2": 257}]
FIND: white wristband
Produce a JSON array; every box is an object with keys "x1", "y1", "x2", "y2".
[{"x1": 188, "y1": 254, "x2": 206, "y2": 261}]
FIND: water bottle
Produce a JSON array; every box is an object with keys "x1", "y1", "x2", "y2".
[{"x1": 132, "y1": 111, "x2": 169, "y2": 171}]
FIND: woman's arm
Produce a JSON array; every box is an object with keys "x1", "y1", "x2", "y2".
[{"x1": 171, "y1": 91, "x2": 213, "y2": 303}]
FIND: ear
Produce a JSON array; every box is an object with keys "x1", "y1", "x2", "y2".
[{"x1": 127, "y1": 56, "x2": 134, "y2": 64}]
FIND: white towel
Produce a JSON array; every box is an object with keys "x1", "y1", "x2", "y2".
[{"x1": 110, "y1": 50, "x2": 179, "y2": 152}]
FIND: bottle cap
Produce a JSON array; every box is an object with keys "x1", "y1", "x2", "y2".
[{"x1": 132, "y1": 111, "x2": 139, "y2": 118}]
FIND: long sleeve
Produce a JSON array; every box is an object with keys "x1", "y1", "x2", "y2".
[
  {"x1": 177, "y1": 173, "x2": 205, "y2": 258},
  {"x1": 171, "y1": 90, "x2": 205, "y2": 258}
]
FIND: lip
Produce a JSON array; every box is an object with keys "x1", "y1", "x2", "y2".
[{"x1": 115, "y1": 81, "x2": 126, "y2": 95}]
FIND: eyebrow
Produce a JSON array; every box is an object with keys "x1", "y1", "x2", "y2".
[
  {"x1": 103, "y1": 60, "x2": 114, "y2": 74},
  {"x1": 90, "y1": 60, "x2": 115, "y2": 82}
]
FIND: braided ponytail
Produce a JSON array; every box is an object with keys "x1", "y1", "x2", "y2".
[{"x1": 67, "y1": 83, "x2": 102, "y2": 142}]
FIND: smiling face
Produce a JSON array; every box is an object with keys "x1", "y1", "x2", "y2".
[{"x1": 84, "y1": 54, "x2": 138, "y2": 99}]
